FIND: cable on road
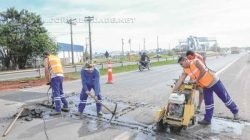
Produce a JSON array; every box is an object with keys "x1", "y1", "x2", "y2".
[{"x1": 43, "y1": 116, "x2": 50, "y2": 140}]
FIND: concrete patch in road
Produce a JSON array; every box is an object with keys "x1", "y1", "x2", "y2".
[
  {"x1": 210, "y1": 118, "x2": 245, "y2": 135},
  {"x1": 119, "y1": 107, "x2": 157, "y2": 125},
  {"x1": 183, "y1": 117, "x2": 250, "y2": 140}
]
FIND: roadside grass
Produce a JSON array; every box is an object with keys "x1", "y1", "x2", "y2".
[
  {"x1": 1, "y1": 73, "x2": 78, "y2": 83},
  {"x1": 1, "y1": 59, "x2": 177, "y2": 82},
  {"x1": 0, "y1": 77, "x2": 44, "y2": 82},
  {"x1": 65, "y1": 59, "x2": 177, "y2": 79}
]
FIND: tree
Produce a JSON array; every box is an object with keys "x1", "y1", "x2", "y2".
[
  {"x1": 104, "y1": 51, "x2": 109, "y2": 59},
  {"x1": 0, "y1": 7, "x2": 57, "y2": 69}
]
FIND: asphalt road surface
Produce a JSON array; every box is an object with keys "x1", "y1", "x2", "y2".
[{"x1": 0, "y1": 53, "x2": 249, "y2": 140}]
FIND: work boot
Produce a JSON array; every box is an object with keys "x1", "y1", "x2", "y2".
[
  {"x1": 234, "y1": 113, "x2": 240, "y2": 120},
  {"x1": 73, "y1": 112, "x2": 82, "y2": 116},
  {"x1": 97, "y1": 111, "x2": 103, "y2": 117},
  {"x1": 61, "y1": 107, "x2": 70, "y2": 112},
  {"x1": 195, "y1": 106, "x2": 201, "y2": 114},
  {"x1": 49, "y1": 111, "x2": 61, "y2": 116},
  {"x1": 198, "y1": 119, "x2": 211, "y2": 125}
]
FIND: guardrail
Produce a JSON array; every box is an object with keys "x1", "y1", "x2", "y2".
[{"x1": 0, "y1": 56, "x2": 177, "y2": 81}]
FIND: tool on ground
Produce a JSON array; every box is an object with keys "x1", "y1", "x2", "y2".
[
  {"x1": 2, "y1": 107, "x2": 25, "y2": 137},
  {"x1": 40, "y1": 87, "x2": 69, "y2": 112},
  {"x1": 46, "y1": 85, "x2": 52, "y2": 104},
  {"x1": 155, "y1": 81, "x2": 197, "y2": 133},
  {"x1": 87, "y1": 93, "x2": 117, "y2": 122}
]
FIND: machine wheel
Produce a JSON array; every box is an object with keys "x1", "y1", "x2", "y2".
[
  {"x1": 156, "y1": 119, "x2": 166, "y2": 132},
  {"x1": 169, "y1": 126, "x2": 183, "y2": 134},
  {"x1": 147, "y1": 64, "x2": 150, "y2": 70},
  {"x1": 139, "y1": 65, "x2": 143, "y2": 72}
]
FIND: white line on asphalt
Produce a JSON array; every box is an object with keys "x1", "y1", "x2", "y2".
[
  {"x1": 20, "y1": 85, "x2": 48, "y2": 92},
  {"x1": 113, "y1": 132, "x2": 133, "y2": 140},
  {"x1": 216, "y1": 55, "x2": 243, "y2": 75}
]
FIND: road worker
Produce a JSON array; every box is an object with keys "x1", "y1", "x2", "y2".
[
  {"x1": 43, "y1": 51, "x2": 69, "y2": 116},
  {"x1": 186, "y1": 50, "x2": 206, "y2": 63},
  {"x1": 74, "y1": 63, "x2": 103, "y2": 116},
  {"x1": 186, "y1": 50, "x2": 205, "y2": 113},
  {"x1": 173, "y1": 56, "x2": 239, "y2": 125}
]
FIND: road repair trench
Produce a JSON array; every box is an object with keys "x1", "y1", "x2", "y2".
[{"x1": 4, "y1": 93, "x2": 250, "y2": 140}]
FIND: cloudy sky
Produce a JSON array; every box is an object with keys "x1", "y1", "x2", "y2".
[{"x1": 1, "y1": 0, "x2": 250, "y2": 52}]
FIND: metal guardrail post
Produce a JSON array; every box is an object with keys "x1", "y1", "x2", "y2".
[
  {"x1": 101, "y1": 63, "x2": 104, "y2": 70},
  {"x1": 38, "y1": 65, "x2": 42, "y2": 78},
  {"x1": 74, "y1": 65, "x2": 77, "y2": 72},
  {"x1": 121, "y1": 62, "x2": 123, "y2": 67}
]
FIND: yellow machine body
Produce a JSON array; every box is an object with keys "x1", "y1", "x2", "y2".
[{"x1": 155, "y1": 82, "x2": 196, "y2": 132}]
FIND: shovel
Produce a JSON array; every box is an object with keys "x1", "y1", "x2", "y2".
[{"x1": 87, "y1": 93, "x2": 117, "y2": 122}]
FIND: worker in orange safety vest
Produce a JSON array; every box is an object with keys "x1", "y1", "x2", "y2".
[
  {"x1": 173, "y1": 56, "x2": 239, "y2": 125},
  {"x1": 44, "y1": 51, "x2": 69, "y2": 116},
  {"x1": 186, "y1": 50, "x2": 205, "y2": 113}
]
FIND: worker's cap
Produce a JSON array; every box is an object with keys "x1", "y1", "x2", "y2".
[
  {"x1": 43, "y1": 51, "x2": 50, "y2": 56},
  {"x1": 186, "y1": 50, "x2": 195, "y2": 56},
  {"x1": 177, "y1": 56, "x2": 187, "y2": 63},
  {"x1": 84, "y1": 63, "x2": 95, "y2": 70}
]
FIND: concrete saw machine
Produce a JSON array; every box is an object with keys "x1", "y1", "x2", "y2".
[{"x1": 155, "y1": 81, "x2": 197, "y2": 133}]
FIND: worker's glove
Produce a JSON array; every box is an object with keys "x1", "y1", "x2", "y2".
[
  {"x1": 172, "y1": 90, "x2": 180, "y2": 93},
  {"x1": 46, "y1": 82, "x2": 51, "y2": 85},
  {"x1": 188, "y1": 80, "x2": 196, "y2": 84}
]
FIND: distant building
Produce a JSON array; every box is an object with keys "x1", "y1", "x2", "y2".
[
  {"x1": 176, "y1": 36, "x2": 217, "y2": 52},
  {"x1": 57, "y1": 43, "x2": 84, "y2": 64}
]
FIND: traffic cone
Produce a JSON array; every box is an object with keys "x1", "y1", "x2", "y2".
[{"x1": 106, "y1": 60, "x2": 113, "y2": 84}]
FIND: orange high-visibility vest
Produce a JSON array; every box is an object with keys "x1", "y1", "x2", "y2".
[
  {"x1": 184, "y1": 60, "x2": 214, "y2": 87},
  {"x1": 48, "y1": 55, "x2": 63, "y2": 74}
]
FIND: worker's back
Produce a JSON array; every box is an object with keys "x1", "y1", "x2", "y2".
[{"x1": 195, "y1": 53, "x2": 205, "y2": 63}]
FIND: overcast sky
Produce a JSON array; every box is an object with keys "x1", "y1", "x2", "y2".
[{"x1": 1, "y1": 0, "x2": 250, "y2": 52}]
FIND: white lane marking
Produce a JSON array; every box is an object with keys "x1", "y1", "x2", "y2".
[
  {"x1": 216, "y1": 55, "x2": 244, "y2": 75},
  {"x1": 113, "y1": 132, "x2": 133, "y2": 140}
]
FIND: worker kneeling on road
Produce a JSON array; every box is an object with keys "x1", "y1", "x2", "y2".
[
  {"x1": 173, "y1": 56, "x2": 239, "y2": 125},
  {"x1": 74, "y1": 63, "x2": 103, "y2": 116},
  {"x1": 43, "y1": 51, "x2": 69, "y2": 116}
]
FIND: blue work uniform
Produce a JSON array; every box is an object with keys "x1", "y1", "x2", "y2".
[{"x1": 78, "y1": 68, "x2": 102, "y2": 113}]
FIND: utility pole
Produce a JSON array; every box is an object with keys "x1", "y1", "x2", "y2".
[
  {"x1": 139, "y1": 44, "x2": 141, "y2": 52},
  {"x1": 82, "y1": 43, "x2": 84, "y2": 62},
  {"x1": 85, "y1": 38, "x2": 88, "y2": 62},
  {"x1": 85, "y1": 16, "x2": 94, "y2": 63},
  {"x1": 143, "y1": 38, "x2": 146, "y2": 51},
  {"x1": 157, "y1": 36, "x2": 159, "y2": 54},
  {"x1": 121, "y1": 38, "x2": 124, "y2": 56},
  {"x1": 66, "y1": 18, "x2": 76, "y2": 64},
  {"x1": 128, "y1": 38, "x2": 131, "y2": 52}
]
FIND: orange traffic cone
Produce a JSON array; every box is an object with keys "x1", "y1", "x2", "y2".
[{"x1": 106, "y1": 60, "x2": 113, "y2": 84}]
